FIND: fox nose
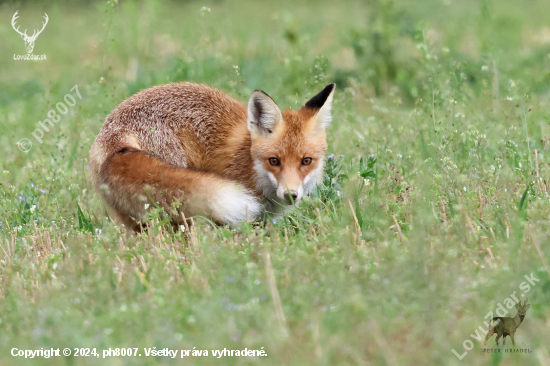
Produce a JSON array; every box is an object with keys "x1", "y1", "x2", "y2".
[{"x1": 284, "y1": 191, "x2": 298, "y2": 203}]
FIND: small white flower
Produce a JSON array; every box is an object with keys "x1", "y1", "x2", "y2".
[
  {"x1": 30, "y1": 205, "x2": 36, "y2": 213},
  {"x1": 180, "y1": 225, "x2": 185, "y2": 232},
  {"x1": 144, "y1": 203, "x2": 150, "y2": 210}
]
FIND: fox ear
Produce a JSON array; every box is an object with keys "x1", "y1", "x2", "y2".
[
  {"x1": 525, "y1": 303, "x2": 530, "y2": 310},
  {"x1": 305, "y1": 83, "x2": 336, "y2": 130},
  {"x1": 248, "y1": 90, "x2": 283, "y2": 138}
]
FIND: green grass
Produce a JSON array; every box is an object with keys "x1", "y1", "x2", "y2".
[{"x1": 1, "y1": 0, "x2": 550, "y2": 365}]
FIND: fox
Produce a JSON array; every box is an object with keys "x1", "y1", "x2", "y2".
[{"x1": 89, "y1": 82, "x2": 335, "y2": 231}]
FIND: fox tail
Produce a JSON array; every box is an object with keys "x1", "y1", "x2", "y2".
[{"x1": 90, "y1": 147, "x2": 263, "y2": 230}]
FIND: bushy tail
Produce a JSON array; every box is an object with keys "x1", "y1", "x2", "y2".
[{"x1": 94, "y1": 147, "x2": 262, "y2": 229}]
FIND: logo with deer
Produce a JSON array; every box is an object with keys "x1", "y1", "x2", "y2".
[
  {"x1": 11, "y1": 10, "x2": 48, "y2": 60},
  {"x1": 484, "y1": 298, "x2": 530, "y2": 347}
]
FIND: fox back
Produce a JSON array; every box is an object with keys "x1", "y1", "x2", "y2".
[{"x1": 89, "y1": 82, "x2": 335, "y2": 230}]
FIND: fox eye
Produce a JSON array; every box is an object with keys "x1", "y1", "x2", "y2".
[
  {"x1": 269, "y1": 157, "x2": 280, "y2": 166},
  {"x1": 302, "y1": 157, "x2": 313, "y2": 165}
]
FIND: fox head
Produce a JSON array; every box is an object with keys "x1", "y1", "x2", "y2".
[{"x1": 247, "y1": 83, "x2": 335, "y2": 206}]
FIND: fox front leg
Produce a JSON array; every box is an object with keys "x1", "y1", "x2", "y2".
[
  {"x1": 495, "y1": 334, "x2": 501, "y2": 345},
  {"x1": 510, "y1": 333, "x2": 516, "y2": 346}
]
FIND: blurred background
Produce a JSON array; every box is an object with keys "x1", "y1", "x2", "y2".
[
  {"x1": 2, "y1": 0, "x2": 550, "y2": 141},
  {"x1": 1, "y1": 0, "x2": 550, "y2": 152},
  {"x1": 0, "y1": 0, "x2": 549, "y2": 365}
]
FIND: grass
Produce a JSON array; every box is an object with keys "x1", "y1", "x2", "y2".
[{"x1": 1, "y1": 0, "x2": 550, "y2": 365}]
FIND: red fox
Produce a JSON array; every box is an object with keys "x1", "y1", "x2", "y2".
[{"x1": 89, "y1": 82, "x2": 335, "y2": 231}]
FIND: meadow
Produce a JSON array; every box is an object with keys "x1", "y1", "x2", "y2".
[{"x1": 0, "y1": 0, "x2": 549, "y2": 365}]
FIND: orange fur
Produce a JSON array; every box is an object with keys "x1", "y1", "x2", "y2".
[
  {"x1": 251, "y1": 108, "x2": 328, "y2": 194},
  {"x1": 89, "y1": 82, "x2": 335, "y2": 229}
]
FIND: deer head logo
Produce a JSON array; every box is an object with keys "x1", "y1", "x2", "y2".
[{"x1": 11, "y1": 11, "x2": 49, "y2": 54}]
